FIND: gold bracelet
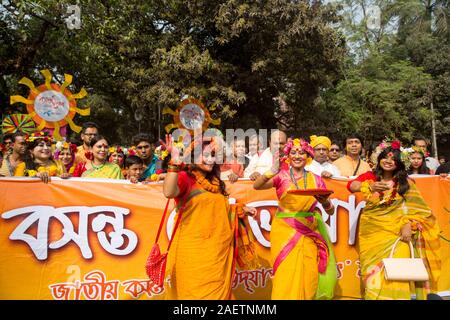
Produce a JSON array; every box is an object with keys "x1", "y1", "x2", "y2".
[{"x1": 263, "y1": 170, "x2": 276, "y2": 179}]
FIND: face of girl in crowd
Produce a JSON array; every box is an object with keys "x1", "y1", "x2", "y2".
[
  {"x1": 346, "y1": 138, "x2": 362, "y2": 156},
  {"x1": 127, "y1": 163, "x2": 144, "y2": 180},
  {"x1": 92, "y1": 139, "x2": 109, "y2": 162},
  {"x1": 59, "y1": 149, "x2": 72, "y2": 166},
  {"x1": 32, "y1": 140, "x2": 52, "y2": 161},
  {"x1": 110, "y1": 152, "x2": 124, "y2": 165},
  {"x1": 410, "y1": 152, "x2": 423, "y2": 169},
  {"x1": 289, "y1": 147, "x2": 308, "y2": 169},
  {"x1": 380, "y1": 152, "x2": 397, "y2": 172}
]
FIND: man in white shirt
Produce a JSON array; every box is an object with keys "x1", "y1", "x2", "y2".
[
  {"x1": 244, "y1": 130, "x2": 287, "y2": 180},
  {"x1": 413, "y1": 137, "x2": 440, "y2": 172},
  {"x1": 305, "y1": 135, "x2": 341, "y2": 178},
  {"x1": 245, "y1": 134, "x2": 263, "y2": 159}
]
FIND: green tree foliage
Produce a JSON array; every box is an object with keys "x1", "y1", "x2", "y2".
[
  {"x1": 329, "y1": 0, "x2": 449, "y2": 154},
  {"x1": 1, "y1": 0, "x2": 345, "y2": 144}
]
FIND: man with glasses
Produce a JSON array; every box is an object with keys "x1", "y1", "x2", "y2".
[
  {"x1": 305, "y1": 135, "x2": 341, "y2": 178},
  {"x1": 328, "y1": 143, "x2": 341, "y2": 162},
  {"x1": 0, "y1": 132, "x2": 26, "y2": 177},
  {"x1": 132, "y1": 133, "x2": 159, "y2": 181},
  {"x1": 75, "y1": 122, "x2": 99, "y2": 165}
]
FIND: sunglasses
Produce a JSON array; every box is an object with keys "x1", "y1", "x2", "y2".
[{"x1": 330, "y1": 148, "x2": 340, "y2": 152}]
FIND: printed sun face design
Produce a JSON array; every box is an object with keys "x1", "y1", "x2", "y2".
[
  {"x1": 10, "y1": 69, "x2": 90, "y2": 140},
  {"x1": 162, "y1": 97, "x2": 221, "y2": 135}
]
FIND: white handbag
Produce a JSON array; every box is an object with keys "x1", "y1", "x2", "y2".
[{"x1": 382, "y1": 237, "x2": 429, "y2": 281}]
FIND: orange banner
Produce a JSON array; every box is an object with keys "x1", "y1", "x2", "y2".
[{"x1": 0, "y1": 176, "x2": 449, "y2": 300}]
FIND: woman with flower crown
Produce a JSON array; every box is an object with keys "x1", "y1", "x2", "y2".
[
  {"x1": 162, "y1": 134, "x2": 258, "y2": 299},
  {"x1": 72, "y1": 135, "x2": 124, "y2": 179},
  {"x1": 348, "y1": 140, "x2": 441, "y2": 300},
  {"x1": 405, "y1": 146, "x2": 432, "y2": 175},
  {"x1": 253, "y1": 137, "x2": 337, "y2": 300},
  {"x1": 14, "y1": 132, "x2": 68, "y2": 183},
  {"x1": 54, "y1": 140, "x2": 78, "y2": 175}
]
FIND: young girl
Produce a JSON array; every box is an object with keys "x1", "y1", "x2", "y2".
[{"x1": 54, "y1": 141, "x2": 78, "y2": 175}]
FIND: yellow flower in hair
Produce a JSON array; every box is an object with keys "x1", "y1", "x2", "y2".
[
  {"x1": 293, "y1": 138, "x2": 301, "y2": 147},
  {"x1": 109, "y1": 147, "x2": 116, "y2": 154}
]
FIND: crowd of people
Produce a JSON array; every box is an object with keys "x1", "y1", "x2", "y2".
[
  {"x1": 0, "y1": 122, "x2": 448, "y2": 182},
  {"x1": 0, "y1": 123, "x2": 447, "y2": 301}
]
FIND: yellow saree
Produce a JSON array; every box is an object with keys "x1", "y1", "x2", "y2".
[
  {"x1": 270, "y1": 168, "x2": 337, "y2": 300},
  {"x1": 359, "y1": 182, "x2": 441, "y2": 300}
]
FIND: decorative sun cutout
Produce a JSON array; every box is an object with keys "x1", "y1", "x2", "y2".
[
  {"x1": 162, "y1": 97, "x2": 221, "y2": 135},
  {"x1": 10, "y1": 69, "x2": 90, "y2": 140}
]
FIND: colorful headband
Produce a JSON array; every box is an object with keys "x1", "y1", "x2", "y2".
[
  {"x1": 26, "y1": 131, "x2": 53, "y2": 143},
  {"x1": 283, "y1": 138, "x2": 314, "y2": 158},
  {"x1": 108, "y1": 146, "x2": 124, "y2": 155},
  {"x1": 123, "y1": 146, "x2": 137, "y2": 157},
  {"x1": 373, "y1": 138, "x2": 413, "y2": 170},
  {"x1": 377, "y1": 139, "x2": 401, "y2": 151},
  {"x1": 55, "y1": 141, "x2": 77, "y2": 154}
]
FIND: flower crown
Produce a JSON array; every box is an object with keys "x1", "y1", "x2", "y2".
[
  {"x1": 403, "y1": 146, "x2": 426, "y2": 157},
  {"x1": 283, "y1": 138, "x2": 314, "y2": 158},
  {"x1": 123, "y1": 146, "x2": 137, "y2": 157},
  {"x1": 372, "y1": 138, "x2": 413, "y2": 170},
  {"x1": 26, "y1": 131, "x2": 53, "y2": 143},
  {"x1": 55, "y1": 140, "x2": 77, "y2": 154},
  {"x1": 108, "y1": 146, "x2": 124, "y2": 155}
]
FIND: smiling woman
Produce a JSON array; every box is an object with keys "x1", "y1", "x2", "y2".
[
  {"x1": 253, "y1": 137, "x2": 337, "y2": 300},
  {"x1": 347, "y1": 142, "x2": 441, "y2": 300},
  {"x1": 14, "y1": 132, "x2": 66, "y2": 183},
  {"x1": 72, "y1": 136, "x2": 124, "y2": 179}
]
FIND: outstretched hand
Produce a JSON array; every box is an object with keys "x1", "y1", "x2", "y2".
[{"x1": 163, "y1": 134, "x2": 182, "y2": 165}]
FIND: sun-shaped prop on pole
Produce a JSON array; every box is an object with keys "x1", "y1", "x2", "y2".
[
  {"x1": 162, "y1": 97, "x2": 221, "y2": 135},
  {"x1": 10, "y1": 69, "x2": 90, "y2": 140}
]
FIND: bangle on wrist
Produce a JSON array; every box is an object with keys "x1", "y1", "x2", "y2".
[
  {"x1": 263, "y1": 170, "x2": 276, "y2": 179},
  {"x1": 167, "y1": 165, "x2": 180, "y2": 173}
]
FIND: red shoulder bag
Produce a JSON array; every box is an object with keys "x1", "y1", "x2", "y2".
[{"x1": 145, "y1": 187, "x2": 190, "y2": 288}]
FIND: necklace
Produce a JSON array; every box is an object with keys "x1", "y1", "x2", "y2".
[
  {"x1": 91, "y1": 161, "x2": 106, "y2": 170},
  {"x1": 379, "y1": 178, "x2": 398, "y2": 206},
  {"x1": 191, "y1": 169, "x2": 221, "y2": 193},
  {"x1": 289, "y1": 166, "x2": 308, "y2": 190}
]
